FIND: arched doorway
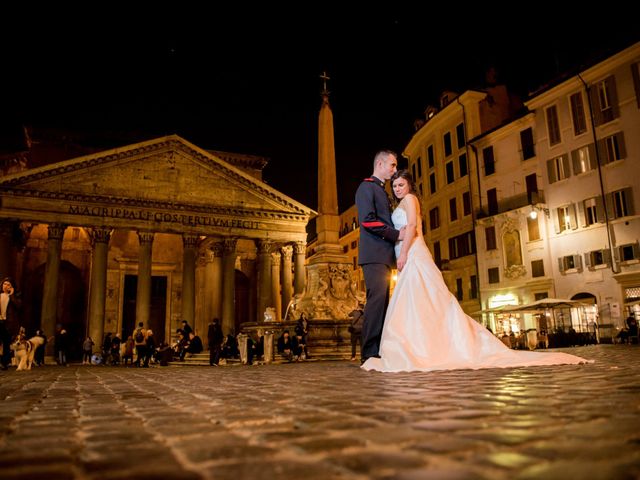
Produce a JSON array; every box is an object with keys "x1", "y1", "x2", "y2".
[
  {"x1": 23, "y1": 260, "x2": 86, "y2": 360},
  {"x1": 571, "y1": 292, "x2": 598, "y2": 344},
  {"x1": 234, "y1": 270, "x2": 250, "y2": 334}
]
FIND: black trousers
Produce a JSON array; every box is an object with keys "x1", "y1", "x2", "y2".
[
  {"x1": 361, "y1": 263, "x2": 391, "y2": 359},
  {"x1": 210, "y1": 344, "x2": 221, "y2": 365},
  {"x1": 0, "y1": 321, "x2": 11, "y2": 367}
]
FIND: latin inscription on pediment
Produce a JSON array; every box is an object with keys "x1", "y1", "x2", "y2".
[{"x1": 66, "y1": 204, "x2": 260, "y2": 229}]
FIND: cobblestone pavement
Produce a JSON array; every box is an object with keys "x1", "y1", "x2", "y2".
[{"x1": 1, "y1": 345, "x2": 639, "y2": 480}]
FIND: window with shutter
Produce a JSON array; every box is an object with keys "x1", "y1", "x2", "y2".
[
  {"x1": 444, "y1": 132, "x2": 452, "y2": 157},
  {"x1": 620, "y1": 244, "x2": 638, "y2": 262},
  {"x1": 456, "y1": 123, "x2": 466, "y2": 149},
  {"x1": 449, "y1": 198, "x2": 458, "y2": 221},
  {"x1": 597, "y1": 80, "x2": 615, "y2": 123},
  {"x1": 547, "y1": 158, "x2": 557, "y2": 184},
  {"x1": 624, "y1": 187, "x2": 635, "y2": 216},
  {"x1": 433, "y1": 241, "x2": 441, "y2": 267},
  {"x1": 527, "y1": 216, "x2": 540, "y2": 241},
  {"x1": 606, "y1": 76, "x2": 620, "y2": 120},
  {"x1": 531, "y1": 259, "x2": 545, "y2": 277},
  {"x1": 613, "y1": 190, "x2": 629, "y2": 218},
  {"x1": 459, "y1": 153, "x2": 468, "y2": 177},
  {"x1": 520, "y1": 127, "x2": 535, "y2": 160},
  {"x1": 429, "y1": 207, "x2": 440, "y2": 229},
  {"x1": 546, "y1": 105, "x2": 561, "y2": 145},
  {"x1": 615, "y1": 132, "x2": 627, "y2": 159},
  {"x1": 584, "y1": 198, "x2": 598, "y2": 225},
  {"x1": 487, "y1": 188, "x2": 498, "y2": 215},
  {"x1": 469, "y1": 275, "x2": 478, "y2": 299},
  {"x1": 549, "y1": 155, "x2": 570, "y2": 182},
  {"x1": 570, "y1": 92, "x2": 587, "y2": 135},
  {"x1": 557, "y1": 206, "x2": 571, "y2": 233},
  {"x1": 483, "y1": 147, "x2": 495, "y2": 176},
  {"x1": 574, "y1": 254, "x2": 583, "y2": 271},
  {"x1": 589, "y1": 85, "x2": 603, "y2": 126},
  {"x1": 562, "y1": 255, "x2": 577, "y2": 270},
  {"x1": 488, "y1": 267, "x2": 500, "y2": 284},
  {"x1": 462, "y1": 192, "x2": 471, "y2": 216},
  {"x1": 552, "y1": 208, "x2": 561, "y2": 234},
  {"x1": 604, "y1": 134, "x2": 622, "y2": 164},
  {"x1": 485, "y1": 226, "x2": 497, "y2": 250},
  {"x1": 427, "y1": 145, "x2": 434, "y2": 168},
  {"x1": 446, "y1": 161, "x2": 455, "y2": 184},
  {"x1": 592, "y1": 250, "x2": 605, "y2": 267},
  {"x1": 456, "y1": 278, "x2": 463, "y2": 300},
  {"x1": 572, "y1": 145, "x2": 595, "y2": 174},
  {"x1": 569, "y1": 204, "x2": 578, "y2": 229},
  {"x1": 595, "y1": 196, "x2": 605, "y2": 223}
]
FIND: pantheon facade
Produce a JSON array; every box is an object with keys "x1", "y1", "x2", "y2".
[{"x1": 0, "y1": 135, "x2": 313, "y2": 355}]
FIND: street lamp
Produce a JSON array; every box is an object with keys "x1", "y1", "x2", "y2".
[{"x1": 529, "y1": 204, "x2": 550, "y2": 220}]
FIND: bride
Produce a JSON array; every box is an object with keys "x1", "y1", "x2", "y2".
[{"x1": 362, "y1": 170, "x2": 590, "y2": 372}]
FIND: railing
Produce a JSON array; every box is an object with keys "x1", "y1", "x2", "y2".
[{"x1": 476, "y1": 190, "x2": 545, "y2": 219}]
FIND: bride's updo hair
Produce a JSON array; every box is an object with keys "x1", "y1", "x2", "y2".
[{"x1": 390, "y1": 169, "x2": 417, "y2": 200}]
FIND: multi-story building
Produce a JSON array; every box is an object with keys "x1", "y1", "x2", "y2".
[
  {"x1": 526, "y1": 42, "x2": 640, "y2": 331},
  {"x1": 403, "y1": 85, "x2": 522, "y2": 316},
  {"x1": 471, "y1": 112, "x2": 556, "y2": 334},
  {"x1": 467, "y1": 42, "x2": 640, "y2": 337}
]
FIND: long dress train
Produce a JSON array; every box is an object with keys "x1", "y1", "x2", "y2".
[{"x1": 362, "y1": 206, "x2": 591, "y2": 373}]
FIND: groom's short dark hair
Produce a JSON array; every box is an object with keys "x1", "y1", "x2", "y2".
[{"x1": 373, "y1": 150, "x2": 396, "y2": 169}]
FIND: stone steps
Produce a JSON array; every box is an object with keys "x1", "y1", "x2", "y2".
[{"x1": 168, "y1": 347, "x2": 355, "y2": 366}]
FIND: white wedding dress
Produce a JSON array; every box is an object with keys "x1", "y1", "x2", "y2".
[{"x1": 362, "y1": 204, "x2": 591, "y2": 373}]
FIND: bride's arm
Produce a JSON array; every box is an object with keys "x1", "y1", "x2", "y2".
[{"x1": 397, "y1": 194, "x2": 418, "y2": 272}]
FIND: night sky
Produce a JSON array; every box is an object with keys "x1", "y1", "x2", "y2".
[{"x1": 3, "y1": 6, "x2": 637, "y2": 212}]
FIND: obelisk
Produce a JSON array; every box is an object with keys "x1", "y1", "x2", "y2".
[
  {"x1": 293, "y1": 72, "x2": 361, "y2": 321},
  {"x1": 308, "y1": 72, "x2": 349, "y2": 265}
]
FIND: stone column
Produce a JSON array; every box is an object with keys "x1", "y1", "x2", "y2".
[
  {"x1": 209, "y1": 242, "x2": 224, "y2": 321},
  {"x1": 281, "y1": 245, "x2": 293, "y2": 319},
  {"x1": 87, "y1": 227, "x2": 112, "y2": 347},
  {"x1": 271, "y1": 250, "x2": 282, "y2": 321},
  {"x1": 181, "y1": 233, "x2": 199, "y2": 326},
  {"x1": 221, "y1": 238, "x2": 237, "y2": 335},
  {"x1": 293, "y1": 241, "x2": 306, "y2": 295},
  {"x1": 41, "y1": 223, "x2": 66, "y2": 342},
  {"x1": 135, "y1": 231, "x2": 154, "y2": 328},
  {"x1": 256, "y1": 240, "x2": 273, "y2": 322},
  {"x1": 0, "y1": 221, "x2": 14, "y2": 280}
]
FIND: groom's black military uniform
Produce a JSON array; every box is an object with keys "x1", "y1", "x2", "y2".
[{"x1": 355, "y1": 176, "x2": 399, "y2": 362}]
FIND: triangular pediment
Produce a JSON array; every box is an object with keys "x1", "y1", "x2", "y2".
[{"x1": 0, "y1": 135, "x2": 314, "y2": 217}]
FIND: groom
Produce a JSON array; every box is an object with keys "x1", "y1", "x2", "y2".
[{"x1": 355, "y1": 150, "x2": 404, "y2": 364}]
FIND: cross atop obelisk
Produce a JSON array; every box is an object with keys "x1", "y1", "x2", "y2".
[{"x1": 320, "y1": 71, "x2": 331, "y2": 97}]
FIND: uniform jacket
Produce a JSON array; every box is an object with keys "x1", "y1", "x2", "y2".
[{"x1": 355, "y1": 176, "x2": 399, "y2": 266}]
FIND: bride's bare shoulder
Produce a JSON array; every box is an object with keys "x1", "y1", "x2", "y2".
[{"x1": 405, "y1": 193, "x2": 420, "y2": 206}]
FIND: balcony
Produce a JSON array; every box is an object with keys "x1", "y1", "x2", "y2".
[{"x1": 476, "y1": 190, "x2": 545, "y2": 219}]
